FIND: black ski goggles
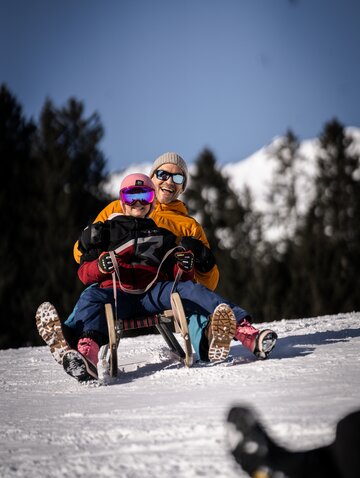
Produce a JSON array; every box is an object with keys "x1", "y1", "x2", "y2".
[{"x1": 154, "y1": 169, "x2": 185, "y2": 185}]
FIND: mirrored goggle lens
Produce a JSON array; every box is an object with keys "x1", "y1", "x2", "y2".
[
  {"x1": 155, "y1": 169, "x2": 185, "y2": 185},
  {"x1": 120, "y1": 187, "x2": 155, "y2": 206}
]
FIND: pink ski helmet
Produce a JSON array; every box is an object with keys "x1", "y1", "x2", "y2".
[{"x1": 119, "y1": 173, "x2": 156, "y2": 215}]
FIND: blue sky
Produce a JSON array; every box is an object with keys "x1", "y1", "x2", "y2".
[{"x1": 1, "y1": 0, "x2": 359, "y2": 172}]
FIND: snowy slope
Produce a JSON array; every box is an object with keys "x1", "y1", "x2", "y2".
[{"x1": 1, "y1": 313, "x2": 360, "y2": 478}]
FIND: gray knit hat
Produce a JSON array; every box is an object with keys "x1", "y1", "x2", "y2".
[{"x1": 149, "y1": 152, "x2": 189, "y2": 191}]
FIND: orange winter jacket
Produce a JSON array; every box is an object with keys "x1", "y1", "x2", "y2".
[{"x1": 73, "y1": 199, "x2": 219, "y2": 290}]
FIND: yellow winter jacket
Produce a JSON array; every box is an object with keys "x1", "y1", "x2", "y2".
[{"x1": 73, "y1": 199, "x2": 219, "y2": 290}]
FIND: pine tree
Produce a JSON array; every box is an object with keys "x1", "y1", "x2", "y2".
[
  {"x1": 299, "y1": 119, "x2": 360, "y2": 315},
  {"x1": 232, "y1": 186, "x2": 276, "y2": 322},
  {"x1": 185, "y1": 149, "x2": 255, "y2": 301},
  {"x1": 0, "y1": 90, "x2": 110, "y2": 348},
  {"x1": 261, "y1": 130, "x2": 308, "y2": 320},
  {"x1": 30, "y1": 98, "x2": 110, "y2": 331},
  {"x1": 268, "y1": 131, "x2": 300, "y2": 230},
  {"x1": 0, "y1": 84, "x2": 37, "y2": 347}
]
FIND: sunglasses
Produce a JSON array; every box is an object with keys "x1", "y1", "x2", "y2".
[
  {"x1": 155, "y1": 169, "x2": 185, "y2": 185},
  {"x1": 120, "y1": 186, "x2": 155, "y2": 206}
]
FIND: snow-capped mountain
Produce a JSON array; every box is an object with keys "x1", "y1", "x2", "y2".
[
  {"x1": 223, "y1": 126, "x2": 360, "y2": 238},
  {"x1": 103, "y1": 127, "x2": 360, "y2": 241}
]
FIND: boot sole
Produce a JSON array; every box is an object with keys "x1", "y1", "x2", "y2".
[
  {"x1": 254, "y1": 330, "x2": 278, "y2": 359},
  {"x1": 62, "y1": 350, "x2": 98, "y2": 382},
  {"x1": 208, "y1": 304, "x2": 237, "y2": 362},
  {"x1": 35, "y1": 302, "x2": 71, "y2": 364}
]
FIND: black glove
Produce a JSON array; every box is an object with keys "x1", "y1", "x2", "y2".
[
  {"x1": 79, "y1": 222, "x2": 109, "y2": 252},
  {"x1": 98, "y1": 252, "x2": 115, "y2": 274},
  {"x1": 174, "y1": 251, "x2": 194, "y2": 272},
  {"x1": 179, "y1": 237, "x2": 216, "y2": 273}
]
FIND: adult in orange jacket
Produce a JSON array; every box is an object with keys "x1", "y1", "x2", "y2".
[{"x1": 74, "y1": 152, "x2": 219, "y2": 291}]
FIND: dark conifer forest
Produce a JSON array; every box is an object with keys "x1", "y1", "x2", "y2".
[{"x1": 1, "y1": 84, "x2": 360, "y2": 348}]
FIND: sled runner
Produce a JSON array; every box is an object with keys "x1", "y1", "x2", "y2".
[
  {"x1": 170, "y1": 292, "x2": 193, "y2": 367},
  {"x1": 105, "y1": 303, "x2": 119, "y2": 377}
]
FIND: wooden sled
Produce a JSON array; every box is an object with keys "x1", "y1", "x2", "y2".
[{"x1": 104, "y1": 292, "x2": 193, "y2": 377}]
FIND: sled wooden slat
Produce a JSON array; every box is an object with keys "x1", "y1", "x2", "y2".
[
  {"x1": 105, "y1": 303, "x2": 118, "y2": 377},
  {"x1": 170, "y1": 292, "x2": 193, "y2": 367}
]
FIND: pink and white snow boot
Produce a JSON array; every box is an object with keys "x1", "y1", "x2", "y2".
[
  {"x1": 235, "y1": 319, "x2": 277, "y2": 359},
  {"x1": 62, "y1": 350, "x2": 99, "y2": 382},
  {"x1": 77, "y1": 337, "x2": 99, "y2": 366},
  {"x1": 62, "y1": 337, "x2": 100, "y2": 382}
]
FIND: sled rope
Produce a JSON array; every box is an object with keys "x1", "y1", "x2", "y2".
[
  {"x1": 171, "y1": 267, "x2": 183, "y2": 295},
  {"x1": 109, "y1": 245, "x2": 184, "y2": 296}
]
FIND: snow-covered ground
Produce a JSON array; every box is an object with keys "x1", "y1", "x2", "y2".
[{"x1": 1, "y1": 313, "x2": 360, "y2": 478}]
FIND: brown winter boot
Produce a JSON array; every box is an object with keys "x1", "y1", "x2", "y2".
[
  {"x1": 207, "y1": 304, "x2": 237, "y2": 362},
  {"x1": 35, "y1": 302, "x2": 71, "y2": 364}
]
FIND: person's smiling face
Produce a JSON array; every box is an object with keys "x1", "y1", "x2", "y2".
[
  {"x1": 124, "y1": 201, "x2": 151, "y2": 218},
  {"x1": 151, "y1": 163, "x2": 185, "y2": 204}
]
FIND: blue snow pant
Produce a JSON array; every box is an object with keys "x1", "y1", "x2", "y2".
[
  {"x1": 187, "y1": 314, "x2": 211, "y2": 361},
  {"x1": 65, "y1": 281, "x2": 249, "y2": 361}
]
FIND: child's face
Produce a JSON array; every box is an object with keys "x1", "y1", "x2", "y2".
[{"x1": 124, "y1": 201, "x2": 151, "y2": 218}]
